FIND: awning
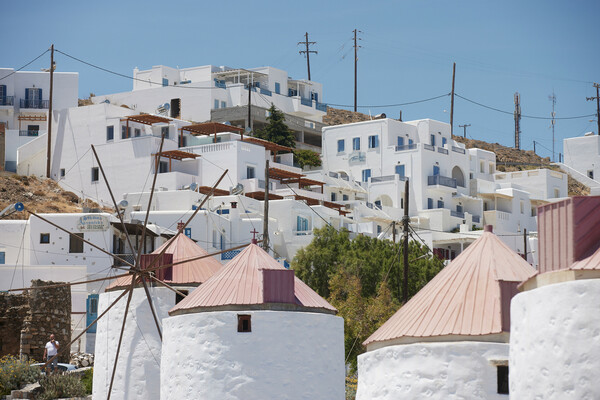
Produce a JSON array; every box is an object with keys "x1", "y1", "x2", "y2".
[
  {"x1": 242, "y1": 137, "x2": 293, "y2": 154},
  {"x1": 121, "y1": 114, "x2": 171, "y2": 125}
]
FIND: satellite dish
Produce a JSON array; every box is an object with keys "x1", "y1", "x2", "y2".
[
  {"x1": 189, "y1": 182, "x2": 198, "y2": 191},
  {"x1": 117, "y1": 200, "x2": 129, "y2": 210},
  {"x1": 230, "y1": 183, "x2": 244, "y2": 195},
  {"x1": 157, "y1": 103, "x2": 170, "y2": 116},
  {"x1": 14, "y1": 202, "x2": 24, "y2": 212},
  {"x1": 103, "y1": 99, "x2": 110, "y2": 104}
]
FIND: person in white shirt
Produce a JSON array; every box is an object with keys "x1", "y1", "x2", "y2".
[{"x1": 43, "y1": 334, "x2": 60, "y2": 373}]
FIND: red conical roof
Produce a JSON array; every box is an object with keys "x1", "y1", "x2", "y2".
[
  {"x1": 169, "y1": 243, "x2": 336, "y2": 314},
  {"x1": 106, "y1": 234, "x2": 221, "y2": 290},
  {"x1": 364, "y1": 230, "x2": 536, "y2": 347}
]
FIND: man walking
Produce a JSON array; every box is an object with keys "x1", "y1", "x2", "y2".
[{"x1": 43, "y1": 334, "x2": 60, "y2": 373}]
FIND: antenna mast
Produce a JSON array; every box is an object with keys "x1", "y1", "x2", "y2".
[
  {"x1": 514, "y1": 92, "x2": 521, "y2": 150},
  {"x1": 549, "y1": 92, "x2": 556, "y2": 161}
]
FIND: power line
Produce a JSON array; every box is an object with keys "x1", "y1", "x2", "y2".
[
  {"x1": 455, "y1": 93, "x2": 595, "y2": 120},
  {"x1": 0, "y1": 49, "x2": 50, "y2": 81},
  {"x1": 327, "y1": 92, "x2": 450, "y2": 109}
]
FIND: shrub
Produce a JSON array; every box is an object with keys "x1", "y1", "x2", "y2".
[
  {"x1": 0, "y1": 355, "x2": 42, "y2": 396},
  {"x1": 81, "y1": 368, "x2": 93, "y2": 394},
  {"x1": 38, "y1": 374, "x2": 85, "y2": 400}
]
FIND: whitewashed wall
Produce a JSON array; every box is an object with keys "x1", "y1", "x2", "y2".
[
  {"x1": 161, "y1": 310, "x2": 344, "y2": 400},
  {"x1": 510, "y1": 279, "x2": 600, "y2": 400},
  {"x1": 93, "y1": 286, "x2": 182, "y2": 400},
  {"x1": 356, "y1": 341, "x2": 509, "y2": 400}
]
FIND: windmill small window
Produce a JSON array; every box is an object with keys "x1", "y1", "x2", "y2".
[{"x1": 238, "y1": 315, "x2": 251, "y2": 333}]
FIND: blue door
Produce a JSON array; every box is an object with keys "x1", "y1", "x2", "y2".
[
  {"x1": 395, "y1": 165, "x2": 405, "y2": 177},
  {"x1": 433, "y1": 165, "x2": 440, "y2": 176}
]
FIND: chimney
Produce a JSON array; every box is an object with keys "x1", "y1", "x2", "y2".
[{"x1": 398, "y1": 110, "x2": 403, "y2": 122}]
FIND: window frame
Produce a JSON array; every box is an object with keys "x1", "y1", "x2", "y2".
[
  {"x1": 361, "y1": 169, "x2": 371, "y2": 183},
  {"x1": 337, "y1": 139, "x2": 345, "y2": 153},
  {"x1": 237, "y1": 314, "x2": 252, "y2": 332},
  {"x1": 106, "y1": 126, "x2": 114, "y2": 141},
  {"x1": 69, "y1": 232, "x2": 84, "y2": 254},
  {"x1": 368, "y1": 135, "x2": 379, "y2": 149},
  {"x1": 352, "y1": 137, "x2": 360, "y2": 151},
  {"x1": 40, "y1": 233, "x2": 50, "y2": 244},
  {"x1": 91, "y1": 167, "x2": 99, "y2": 182}
]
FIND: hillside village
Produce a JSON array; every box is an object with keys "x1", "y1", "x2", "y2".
[{"x1": 1, "y1": 60, "x2": 600, "y2": 400}]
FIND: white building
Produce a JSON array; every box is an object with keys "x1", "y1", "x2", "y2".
[
  {"x1": 92, "y1": 64, "x2": 327, "y2": 149},
  {"x1": 510, "y1": 196, "x2": 600, "y2": 400},
  {"x1": 558, "y1": 132, "x2": 600, "y2": 194},
  {"x1": 161, "y1": 242, "x2": 344, "y2": 400},
  {"x1": 357, "y1": 225, "x2": 535, "y2": 399},
  {"x1": 0, "y1": 67, "x2": 78, "y2": 172},
  {"x1": 92, "y1": 234, "x2": 222, "y2": 400}
]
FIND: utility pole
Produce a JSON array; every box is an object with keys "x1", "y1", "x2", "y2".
[
  {"x1": 533, "y1": 140, "x2": 536, "y2": 154},
  {"x1": 523, "y1": 228, "x2": 527, "y2": 261},
  {"x1": 459, "y1": 123, "x2": 471, "y2": 139},
  {"x1": 549, "y1": 92, "x2": 556, "y2": 161},
  {"x1": 392, "y1": 221, "x2": 396, "y2": 243},
  {"x1": 263, "y1": 159, "x2": 270, "y2": 251},
  {"x1": 46, "y1": 44, "x2": 54, "y2": 178},
  {"x1": 514, "y1": 92, "x2": 521, "y2": 150},
  {"x1": 402, "y1": 179, "x2": 410, "y2": 303},
  {"x1": 586, "y1": 83, "x2": 600, "y2": 135},
  {"x1": 450, "y1": 62, "x2": 456, "y2": 136},
  {"x1": 298, "y1": 32, "x2": 317, "y2": 81},
  {"x1": 353, "y1": 29, "x2": 362, "y2": 113},
  {"x1": 247, "y1": 76, "x2": 253, "y2": 134}
]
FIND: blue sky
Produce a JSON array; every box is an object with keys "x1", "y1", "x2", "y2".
[{"x1": 3, "y1": 0, "x2": 599, "y2": 159}]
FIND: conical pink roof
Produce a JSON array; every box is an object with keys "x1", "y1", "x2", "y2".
[
  {"x1": 106, "y1": 235, "x2": 221, "y2": 290},
  {"x1": 364, "y1": 230, "x2": 535, "y2": 347},
  {"x1": 569, "y1": 245, "x2": 600, "y2": 270},
  {"x1": 169, "y1": 243, "x2": 336, "y2": 314}
]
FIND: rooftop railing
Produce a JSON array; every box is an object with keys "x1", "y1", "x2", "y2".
[
  {"x1": 472, "y1": 215, "x2": 481, "y2": 223},
  {"x1": 19, "y1": 130, "x2": 39, "y2": 136},
  {"x1": 423, "y1": 144, "x2": 435, "y2": 151},
  {"x1": 300, "y1": 97, "x2": 313, "y2": 107},
  {"x1": 370, "y1": 174, "x2": 407, "y2": 183},
  {"x1": 260, "y1": 88, "x2": 272, "y2": 96},
  {"x1": 437, "y1": 147, "x2": 448, "y2": 155},
  {"x1": 316, "y1": 102, "x2": 328, "y2": 112},
  {"x1": 452, "y1": 146, "x2": 466, "y2": 154},
  {"x1": 451, "y1": 210, "x2": 465, "y2": 218},
  {"x1": 428, "y1": 175, "x2": 457, "y2": 188},
  {"x1": 395, "y1": 143, "x2": 417, "y2": 152},
  {"x1": 0, "y1": 96, "x2": 14, "y2": 106},
  {"x1": 20, "y1": 99, "x2": 49, "y2": 109}
]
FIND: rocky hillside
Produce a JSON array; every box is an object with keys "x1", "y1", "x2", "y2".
[
  {"x1": 0, "y1": 173, "x2": 104, "y2": 220},
  {"x1": 323, "y1": 107, "x2": 372, "y2": 126}
]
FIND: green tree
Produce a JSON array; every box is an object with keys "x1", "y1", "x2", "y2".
[
  {"x1": 292, "y1": 225, "x2": 444, "y2": 369},
  {"x1": 254, "y1": 104, "x2": 296, "y2": 149},
  {"x1": 293, "y1": 149, "x2": 322, "y2": 168}
]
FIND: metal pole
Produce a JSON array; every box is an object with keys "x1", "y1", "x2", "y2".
[
  {"x1": 263, "y1": 159, "x2": 270, "y2": 251},
  {"x1": 354, "y1": 29, "x2": 357, "y2": 113},
  {"x1": 523, "y1": 228, "x2": 527, "y2": 261},
  {"x1": 46, "y1": 44, "x2": 54, "y2": 178},
  {"x1": 450, "y1": 62, "x2": 456, "y2": 136},
  {"x1": 403, "y1": 179, "x2": 410, "y2": 303}
]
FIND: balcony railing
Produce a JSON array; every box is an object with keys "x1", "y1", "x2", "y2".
[
  {"x1": 428, "y1": 175, "x2": 457, "y2": 188},
  {"x1": 472, "y1": 215, "x2": 481, "y2": 223},
  {"x1": 113, "y1": 253, "x2": 135, "y2": 267},
  {"x1": 0, "y1": 96, "x2": 14, "y2": 106},
  {"x1": 214, "y1": 80, "x2": 226, "y2": 89},
  {"x1": 20, "y1": 99, "x2": 49, "y2": 109},
  {"x1": 437, "y1": 147, "x2": 448, "y2": 155},
  {"x1": 423, "y1": 144, "x2": 435, "y2": 151},
  {"x1": 370, "y1": 174, "x2": 407, "y2": 183},
  {"x1": 300, "y1": 97, "x2": 313, "y2": 107},
  {"x1": 452, "y1": 146, "x2": 466, "y2": 154},
  {"x1": 316, "y1": 102, "x2": 328, "y2": 112},
  {"x1": 260, "y1": 88, "x2": 272, "y2": 96},
  {"x1": 19, "y1": 130, "x2": 39, "y2": 136},
  {"x1": 451, "y1": 210, "x2": 465, "y2": 218},
  {"x1": 395, "y1": 143, "x2": 417, "y2": 152},
  {"x1": 221, "y1": 249, "x2": 241, "y2": 260}
]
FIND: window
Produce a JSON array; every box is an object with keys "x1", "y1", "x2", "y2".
[
  {"x1": 430, "y1": 134, "x2": 435, "y2": 146},
  {"x1": 121, "y1": 126, "x2": 130, "y2": 139},
  {"x1": 331, "y1": 192, "x2": 337, "y2": 201},
  {"x1": 480, "y1": 160, "x2": 485, "y2": 173},
  {"x1": 134, "y1": 128, "x2": 141, "y2": 137},
  {"x1": 437, "y1": 200, "x2": 444, "y2": 208},
  {"x1": 212, "y1": 230, "x2": 218, "y2": 248},
  {"x1": 377, "y1": 225, "x2": 382, "y2": 234},
  {"x1": 427, "y1": 198, "x2": 433, "y2": 209},
  {"x1": 60, "y1": 168, "x2": 65, "y2": 177},
  {"x1": 221, "y1": 101, "x2": 226, "y2": 108},
  {"x1": 175, "y1": 290, "x2": 189, "y2": 304},
  {"x1": 0, "y1": 251, "x2": 5, "y2": 264},
  {"x1": 170, "y1": 98, "x2": 181, "y2": 118},
  {"x1": 40, "y1": 233, "x2": 50, "y2": 244},
  {"x1": 238, "y1": 315, "x2": 251, "y2": 332},
  {"x1": 161, "y1": 126, "x2": 169, "y2": 139},
  {"x1": 25, "y1": 88, "x2": 42, "y2": 107},
  {"x1": 395, "y1": 164, "x2": 405, "y2": 177},
  {"x1": 337, "y1": 139, "x2": 345, "y2": 153},
  {"x1": 214, "y1": 99, "x2": 219, "y2": 109},
  {"x1": 374, "y1": 200, "x2": 381, "y2": 209},
  {"x1": 442, "y1": 137, "x2": 447, "y2": 147},
  {"x1": 69, "y1": 233, "x2": 84, "y2": 253},
  {"x1": 0, "y1": 85, "x2": 5, "y2": 103},
  {"x1": 246, "y1": 166, "x2": 255, "y2": 179},
  {"x1": 91, "y1": 167, "x2": 99, "y2": 182},
  {"x1": 220, "y1": 233, "x2": 225, "y2": 250},
  {"x1": 352, "y1": 137, "x2": 360, "y2": 151},
  {"x1": 361, "y1": 169, "x2": 371, "y2": 182},
  {"x1": 27, "y1": 125, "x2": 39, "y2": 135},
  {"x1": 184, "y1": 228, "x2": 191, "y2": 238},
  {"x1": 588, "y1": 170, "x2": 594, "y2": 179},
  {"x1": 531, "y1": 207, "x2": 536, "y2": 217},
  {"x1": 554, "y1": 188, "x2": 560, "y2": 198},
  {"x1": 368, "y1": 135, "x2": 379, "y2": 149},
  {"x1": 489, "y1": 163, "x2": 495, "y2": 174},
  {"x1": 162, "y1": 78, "x2": 168, "y2": 87},
  {"x1": 274, "y1": 82, "x2": 280, "y2": 94},
  {"x1": 343, "y1": 194, "x2": 349, "y2": 201},
  {"x1": 106, "y1": 126, "x2": 114, "y2": 141},
  {"x1": 296, "y1": 216, "x2": 310, "y2": 232},
  {"x1": 520, "y1": 200, "x2": 524, "y2": 214},
  {"x1": 408, "y1": 139, "x2": 414, "y2": 145},
  {"x1": 497, "y1": 366, "x2": 509, "y2": 394},
  {"x1": 397, "y1": 136, "x2": 404, "y2": 146},
  {"x1": 159, "y1": 161, "x2": 169, "y2": 173},
  {"x1": 456, "y1": 205, "x2": 463, "y2": 214}
]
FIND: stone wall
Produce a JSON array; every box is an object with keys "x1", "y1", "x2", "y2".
[
  {"x1": 0, "y1": 292, "x2": 29, "y2": 357},
  {"x1": 0, "y1": 280, "x2": 71, "y2": 363}
]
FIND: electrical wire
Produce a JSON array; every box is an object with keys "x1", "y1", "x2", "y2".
[
  {"x1": 455, "y1": 93, "x2": 596, "y2": 120},
  {"x1": 327, "y1": 93, "x2": 450, "y2": 109},
  {"x1": 0, "y1": 49, "x2": 50, "y2": 81}
]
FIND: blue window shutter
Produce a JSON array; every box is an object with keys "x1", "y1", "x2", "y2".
[
  {"x1": 395, "y1": 165, "x2": 405, "y2": 176},
  {"x1": 433, "y1": 165, "x2": 440, "y2": 176},
  {"x1": 0, "y1": 251, "x2": 5, "y2": 264},
  {"x1": 428, "y1": 198, "x2": 433, "y2": 209},
  {"x1": 398, "y1": 137, "x2": 404, "y2": 146},
  {"x1": 25, "y1": 88, "x2": 30, "y2": 100},
  {"x1": 297, "y1": 216, "x2": 301, "y2": 231},
  {"x1": 438, "y1": 200, "x2": 444, "y2": 208},
  {"x1": 37, "y1": 88, "x2": 42, "y2": 100}
]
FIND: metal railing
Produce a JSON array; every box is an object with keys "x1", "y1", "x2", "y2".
[
  {"x1": 428, "y1": 175, "x2": 457, "y2": 188},
  {"x1": 214, "y1": 80, "x2": 226, "y2": 89},
  {"x1": 0, "y1": 96, "x2": 14, "y2": 106},
  {"x1": 20, "y1": 99, "x2": 49, "y2": 109},
  {"x1": 395, "y1": 143, "x2": 417, "y2": 152},
  {"x1": 451, "y1": 210, "x2": 465, "y2": 218},
  {"x1": 221, "y1": 249, "x2": 241, "y2": 260},
  {"x1": 437, "y1": 147, "x2": 448, "y2": 155},
  {"x1": 423, "y1": 144, "x2": 435, "y2": 151},
  {"x1": 452, "y1": 146, "x2": 466, "y2": 154},
  {"x1": 19, "y1": 130, "x2": 39, "y2": 136},
  {"x1": 113, "y1": 253, "x2": 135, "y2": 267},
  {"x1": 370, "y1": 174, "x2": 407, "y2": 183},
  {"x1": 260, "y1": 88, "x2": 272, "y2": 96},
  {"x1": 316, "y1": 102, "x2": 328, "y2": 112},
  {"x1": 300, "y1": 97, "x2": 313, "y2": 107}
]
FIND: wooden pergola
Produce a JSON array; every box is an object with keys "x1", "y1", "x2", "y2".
[
  {"x1": 152, "y1": 150, "x2": 199, "y2": 172},
  {"x1": 197, "y1": 186, "x2": 229, "y2": 196},
  {"x1": 181, "y1": 122, "x2": 244, "y2": 143},
  {"x1": 241, "y1": 137, "x2": 293, "y2": 154},
  {"x1": 18, "y1": 114, "x2": 46, "y2": 130},
  {"x1": 245, "y1": 191, "x2": 283, "y2": 201},
  {"x1": 293, "y1": 194, "x2": 349, "y2": 216},
  {"x1": 119, "y1": 114, "x2": 172, "y2": 139},
  {"x1": 268, "y1": 167, "x2": 324, "y2": 193}
]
